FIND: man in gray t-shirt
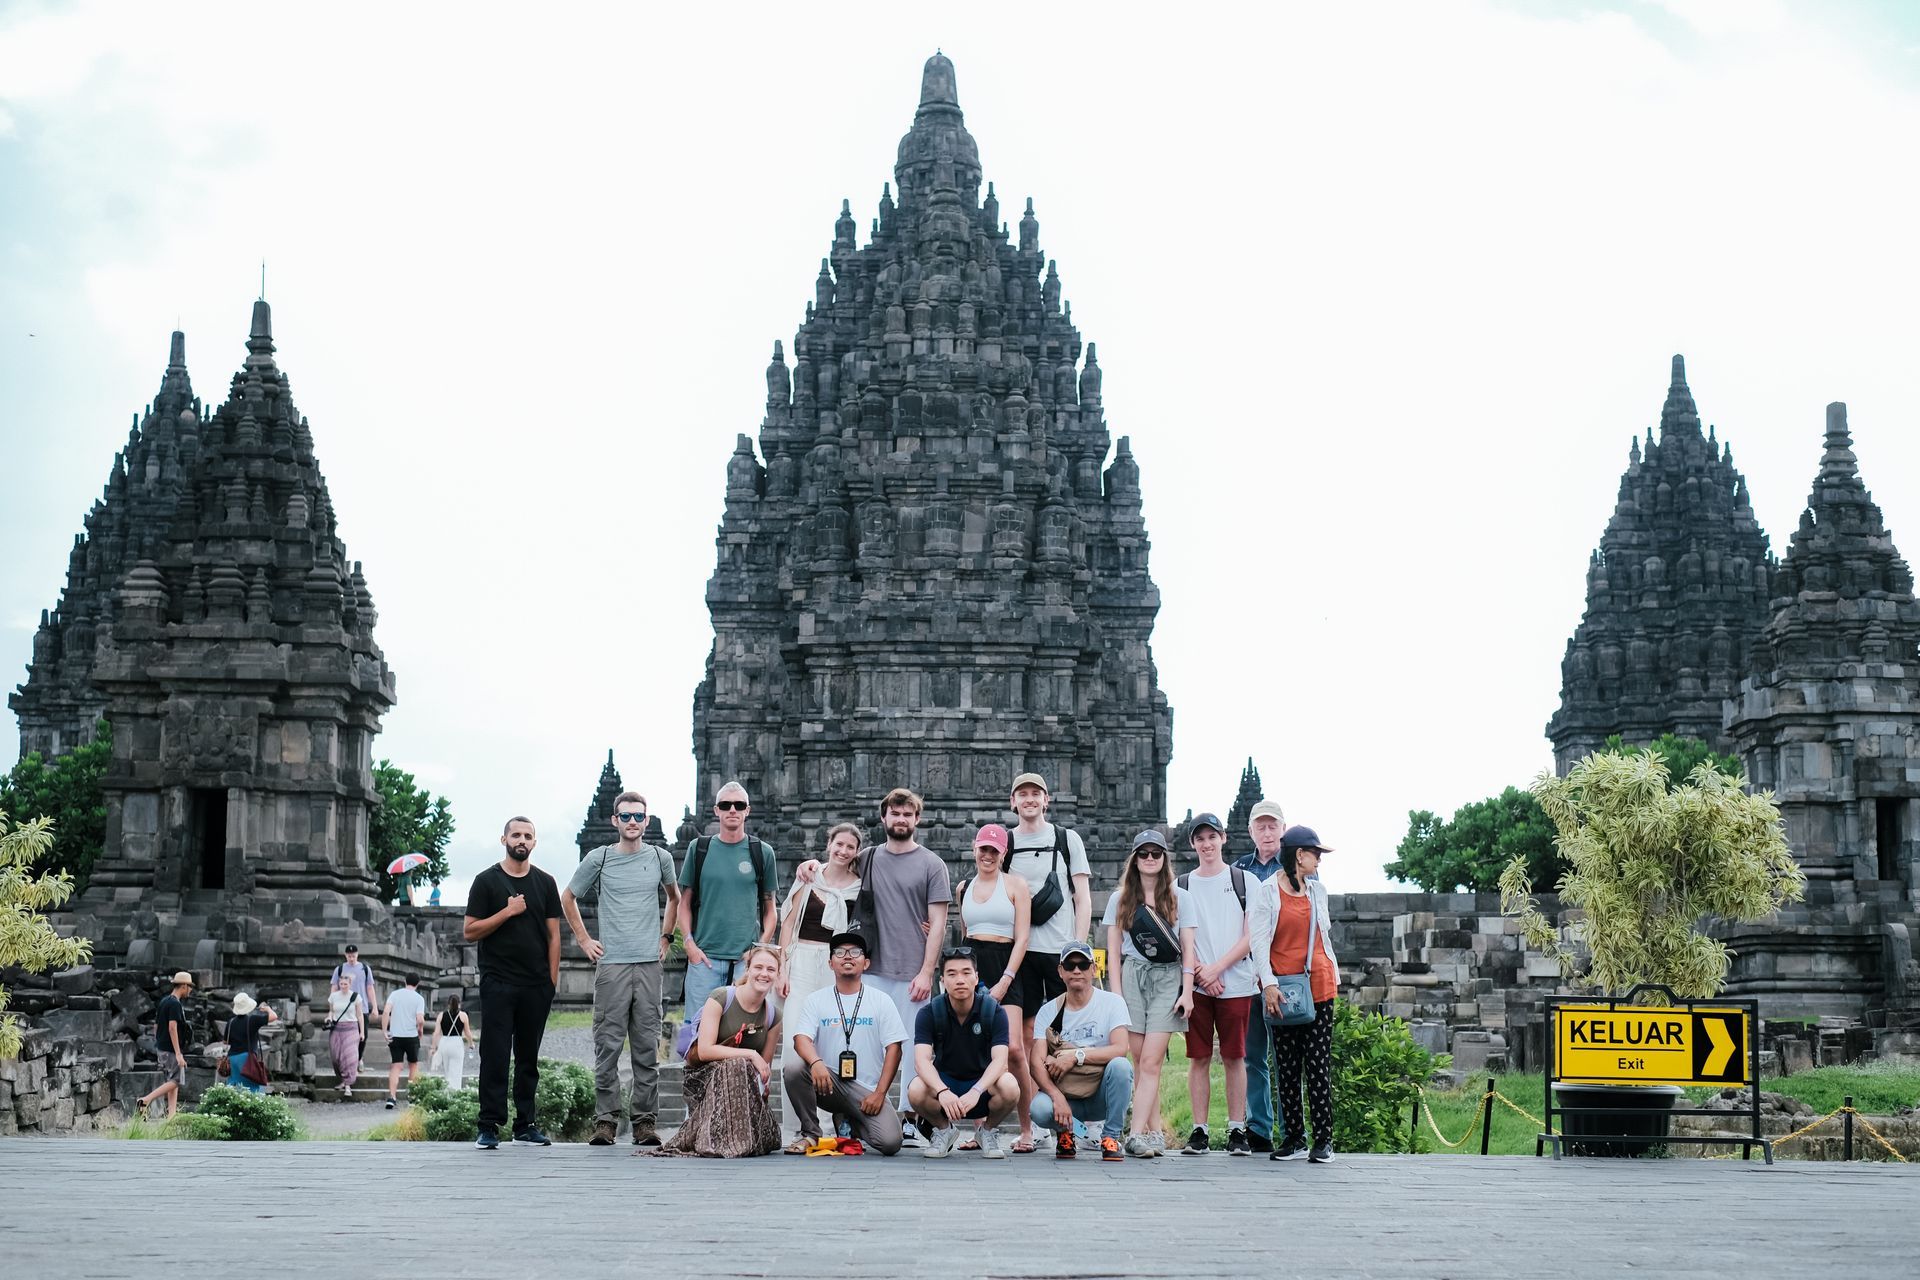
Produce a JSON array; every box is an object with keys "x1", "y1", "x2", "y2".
[
  {"x1": 858, "y1": 788, "x2": 951, "y2": 1126},
  {"x1": 562, "y1": 790, "x2": 681, "y2": 1147}
]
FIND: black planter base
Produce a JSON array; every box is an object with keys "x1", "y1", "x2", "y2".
[{"x1": 1551, "y1": 1082, "x2": 1684, "y2": 1157}]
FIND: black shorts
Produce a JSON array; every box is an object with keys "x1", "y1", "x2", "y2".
[
  {"x1": 389, "y1": 1036, "x2": 421, "y2": 1064},
  {"x1": 1001, "y1": 952, "x2": 1065, "y2": 1014},
  {"x1": 969, "y1": 938, "x2": 1015, "y2": 990}
]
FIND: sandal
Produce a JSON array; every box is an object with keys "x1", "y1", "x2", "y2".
[
  {"x1": 784, "y1": 1138, "x2": 814, "y2": 1155},
  {"x1": 1010, "y1": 1137, "x2": 1037, "y2": 1154},
  {"x1": 957, "y1": 1136, "x2": 979, "y2": 1151}
]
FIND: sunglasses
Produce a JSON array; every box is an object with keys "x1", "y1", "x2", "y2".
[
  {"x1": 1135, "y1": 849, "x2": 1166, "y2": 860},
  {"x1": 615, "y1": 811, "x2": 646, "y2": 824},
  {"x1": 1060, "y1": 958, "x2": 1094, "y2": 971},
  {"x1": 716, "y1": 800, "x2": 748, "y2": 812},
  {"x1": 940, "y1": 946, "x2": 975, "y2": 963}
]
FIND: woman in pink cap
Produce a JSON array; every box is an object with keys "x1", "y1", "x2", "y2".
[{"x1": 955, "y1": 822, "x2": 1036, "y2": 1151}]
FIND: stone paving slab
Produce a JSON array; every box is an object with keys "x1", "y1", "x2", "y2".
[{"x1": 2, "y1": 1140, "x2": 1916, "y2": 1278}]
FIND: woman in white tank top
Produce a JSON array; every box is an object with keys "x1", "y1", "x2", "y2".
[{"x1": 957, "y1": 823, "x2": 1036, "y2": 1151}]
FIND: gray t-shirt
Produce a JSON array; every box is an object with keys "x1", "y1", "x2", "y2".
[
  {"x1": 866, "y1": 843, "x2": 952, "y2": 982},
  {"x1": 569, "y1": 843, "x2": 678, "y2": 964}
]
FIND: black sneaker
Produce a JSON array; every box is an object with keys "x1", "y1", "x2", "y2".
[
  {"x1": 1270, "y1": 1137, "x2": 1308, "y2": 1161},
  {"x1": 475, "y1": 1129, "x2": 500, "y2": 1150},
  {"x1": 513, "y1": 1127, "x2": 553, "y2": 1147},
  {"x1": 1182, "y1": 1125, "x2": 1209, "y2": 1154},
  {"x1": 1226, "y1": 1127, "x2": 1251, "y2": 1156},
  {"x1": 1309, "y1": 1142, "x2": 1335, "y2": 1164},
  {"x1": 384, "y1": 1098, "x2": 396, "y2": 1110},
  {"x1": 1248, "y1": 1131, "x2": 1273, "y2": 1154}
]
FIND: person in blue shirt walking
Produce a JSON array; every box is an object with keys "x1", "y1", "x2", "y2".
[{"x1": 1232, "y1": 799, "x2": 1287, "y2": 1153}]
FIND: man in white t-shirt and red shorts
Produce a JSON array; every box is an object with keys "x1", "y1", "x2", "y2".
[{"x1": 1178, "y1": 813, "x2": 1257, "y2": 1155}]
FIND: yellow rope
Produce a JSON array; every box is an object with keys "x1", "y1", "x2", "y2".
[
  {"x1": 1413, "y1": 1086, "x2": 1482, "y2": 1149},
  {"x1": 1842, "y1": 1107, "x2": 1911, "y2": 1163},
  {"x1": 1490, "y1": 1089, "x2": 1546, "y2": 1130},
  {"x1": 1769, "y1": 1104, "x2": 1849, "y2": 1148}
]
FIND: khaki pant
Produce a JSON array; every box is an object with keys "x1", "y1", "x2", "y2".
[
  {"x1": 781, "y1": 1056, "x2": 905, "y2": 1154},
  {"x1": 593, "y1": 961, "x2": 663, "y2": 1124}
]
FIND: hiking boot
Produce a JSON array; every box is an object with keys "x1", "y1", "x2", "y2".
[
  {"x1": 1055, "y1": 1130, "x2": 1077, "y2": 1159},
  {"x1": 924, "y1": 1127, "x2": 961, "y2": 1159},
  {"x1": 1271, "y1": 1137, "x2": 1308, "y2": 1161},
  {"x1": 1248, "y1": 1130, "x2": 1273, "y2": 1154},
  {"x1": 589, "y1": 1120, "x2": 617, "y2": 1146},
  {"x1": 1101, "y1": 1136, "x2": 1125, "y2": 1162},
  {"x1": 978, "y1": 1128, "x2": 1006, "y2": 1159},
  {"x1": 1183, "y1": 1125, "x2": 1209, "y2": 1154},
  {"x1": 514, "y1": 1126, "x2": 553, "y2": 1147},
  {"x1": 1124, "y1": 1133, "x2": 1156, "y2": 1159},
  {"x1": 1309, "y1": 1142, "x2": 1336, "y2": 1164},
  {"x1": 632, "y1": 1116, "x2": 661, "y2": 1148},
  {"x1": 1227, "y1": 1126, "x2": 1251, "y2": 1156},
  {"x1": 475, "y1": 1128, "x2": 500, "y2": 1151}
]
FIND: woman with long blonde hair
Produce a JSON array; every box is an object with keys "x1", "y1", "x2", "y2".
[
  {"x1": 655, "y1": 943, "x2": 783, "y2": 1158},
  {"x1": 1102, "y1": 829, "x2": 1196, "y2": 1157}
]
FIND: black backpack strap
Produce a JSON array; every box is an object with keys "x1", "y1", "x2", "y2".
[
  {"x1": 1175, "y1": 872, "x2": 1190, "y2": 891},
  {"x1": 1230, "y1": 867, "x2": 1247, "y2": 911},
  {"x1": 750, "y1": 838, "x2": 773, "y2": 895},
  {"x1": 690, "y1": 835, "x2": 712, "y2": 907}
]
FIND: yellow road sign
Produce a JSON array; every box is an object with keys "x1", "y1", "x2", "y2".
[{"x1": 1553, "y1": 1004, "x2": 1749, "y2": 1085}]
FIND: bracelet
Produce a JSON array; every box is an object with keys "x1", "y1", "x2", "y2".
[
  {"x1": 935, "y1": 1087, "x2": 950, "y2": 1098},
  {"x1": 1181, "y1": 967, "x2": 1196, "y2": 975}
]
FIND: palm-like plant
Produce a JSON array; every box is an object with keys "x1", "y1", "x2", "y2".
[{"x1": 1, "y1": 810, "x2": 94, "y2": 1058}]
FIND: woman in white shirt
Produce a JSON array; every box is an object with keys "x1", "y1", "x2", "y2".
[
  {"x1": 1249, "y1": 825, "x2": 1342, "y2": 1163},
  {"x1": 777, "y1": 822, "x2": 864, "y2": 1152},
  {"x1": 325, "y1": 974, "x2": 362, "y2": 1097},
  {"x1": 1103, "y1": 828, "x2": 1196, "y2": 1157}
]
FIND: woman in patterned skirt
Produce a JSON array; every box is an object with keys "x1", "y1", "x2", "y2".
[{"x1": 654, "y1": 944, "x2": 783, "y2": 1157}]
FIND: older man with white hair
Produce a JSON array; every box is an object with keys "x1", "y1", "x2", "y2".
[{"x1": 1233, "y1": 797, "x2": 1287, "y2": 1152}]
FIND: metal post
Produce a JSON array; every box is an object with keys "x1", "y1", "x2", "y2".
[
  {"x1": 1410, "y1": 1090, "x2": 1422, "y2": 1152},
  {"x1": 1480, "y1": 1076, "x2": 1496, "y2": 1156},
  {"x1": 1844, "y1": 1095, "x2": 1854, "y2": 1162}
]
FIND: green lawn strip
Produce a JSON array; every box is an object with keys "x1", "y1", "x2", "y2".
[
  {"x1": 1762, "y1": 1062, "x2": 1920, "y2": 1114},
  {"x1": 546, "y1": 1010, "x2": 593, "y2": 1031}
]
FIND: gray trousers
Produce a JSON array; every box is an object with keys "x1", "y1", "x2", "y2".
[
  {"x1": 592, "y1": 961, "x2": 662, "y2": 1124},
  {"x1": 781, "y1": 1055, "x2": 905, "y2": 1154}
]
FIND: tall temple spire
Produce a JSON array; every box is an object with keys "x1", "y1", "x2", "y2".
[{"x1": 1661, "y1": 353, "x2": 1701, "y2": 438}]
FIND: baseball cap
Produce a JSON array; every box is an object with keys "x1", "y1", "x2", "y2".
[
  {"x1": 828, "y1": 931, "x2": 870, "y2": 956},
  {"x1": 1058, "y1": 940, "x2": 1095, "y2": 964},
  {"x1": 1011, "y1": 772, "x2": 1049, "y2": 794},
  {"x1": 1189, "y1": 812, "x2": 1225, "y2": 836},
  {"x1": 1131, "y1": 828, "x2": 1169, "y2": 853},
  {"x1": 1249, "y1": 799, "x2": 1287, "y2": 825},
  {"x1": 1282, "y1": 824, "x2": 1333, "y2": 853},
  {"x1": 973, "y1": 823, "x2": 1010, "y2": 854}
]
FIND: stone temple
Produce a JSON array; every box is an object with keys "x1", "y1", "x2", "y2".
[
  {"x1": 692, "y1": 53, "x2": 1172, "y2": 862},
  {"x1": 12, "y1": 301, "x2": 445, "y2": 989}
]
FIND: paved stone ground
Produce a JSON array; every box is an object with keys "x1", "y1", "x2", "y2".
[{"x1": 2, "y1": 1140, "x2": 1916, "y2": 1278}]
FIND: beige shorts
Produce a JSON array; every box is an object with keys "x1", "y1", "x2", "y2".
[{"x1": 1121, "y1": 958, "x2": 1188, "y2": 1034}]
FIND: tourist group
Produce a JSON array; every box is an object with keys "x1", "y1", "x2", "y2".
[{"x1": 454, "y1": 773, "x2": 1342, "y2": 1164}]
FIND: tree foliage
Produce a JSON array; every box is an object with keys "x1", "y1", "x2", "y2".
[
  {"x1": 0, "y1": 722, "x2": 111, "y2": 893},
  {"x1": 1602, "y1": 733, "x2": 1742, "y2": 789},
  {"x1": 369, "y1": 760, "x2": 455, "y2": 902},
  {"x1": 1387, "y1": 787, "x2": 1561, "y2": 893},
  {"x1": 0, "y1": 809, "x2": 94, "y2": 1058},
  {"x1": 1500, "y1": 750, "x2": 1806, "y2": 999}
]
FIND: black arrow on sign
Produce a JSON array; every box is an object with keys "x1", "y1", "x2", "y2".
[{"x1": 1691, "y1": 1011, "x2": 1744, "y2": 1082}]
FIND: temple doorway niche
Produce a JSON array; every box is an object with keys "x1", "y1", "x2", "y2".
[{"x1": 191, "y1": 788, "x2": 227, "y2": 890}]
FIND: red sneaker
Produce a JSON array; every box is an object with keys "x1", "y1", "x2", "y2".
[{"x1": 1101, "y1": 1136, "x2": 1124, "y2": 1162}]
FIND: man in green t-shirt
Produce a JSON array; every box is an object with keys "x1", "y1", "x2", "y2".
[{"x1": 677, "y1": 780, "x2": 779, "y2": 1030}]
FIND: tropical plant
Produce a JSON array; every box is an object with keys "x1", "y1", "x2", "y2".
[
  {"x1": 0, "y1": 721, "x2": 111, "y2": 892},
  {"x1": 193, "y1": 1084, "x2": 302, "y2": 1141},
  {"x1": 369, "y1": 760, "x2": 455, "y2": 901},
  {"x1": 1330, "y1": 1001, "x2": 1445, "y2": 1153},
  {"x1": 1500, "y1": 749, "x2": 1805, "y2": 999},
  {"x1": 0, "y1": 810, "x2": 93, "y2": 1058}
]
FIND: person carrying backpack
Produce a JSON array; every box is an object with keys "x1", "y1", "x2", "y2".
[
  {"x1": 1175, "y1": 812, "x2": 1258, "y2": 1155},
  {"x1": 677, "y1": 781, "x2": 779, "y2": 1025}
]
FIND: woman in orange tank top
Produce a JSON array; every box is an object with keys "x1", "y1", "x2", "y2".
[{"x1": 1251, "y1": 825, "x2": 1340, "y2": 1163}]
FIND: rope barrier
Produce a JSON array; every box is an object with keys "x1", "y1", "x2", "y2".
[{"x1": 1412, "y1": 1085, "x2": 1481, "y2": 1148}]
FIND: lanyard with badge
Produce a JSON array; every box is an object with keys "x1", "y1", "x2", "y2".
[{"x1": 833, "y1": 988, "x2": 863, "y2": 1080}]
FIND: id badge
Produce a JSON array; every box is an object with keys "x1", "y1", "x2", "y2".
[{"x1": 838, "y1": 1049, "x2": 858, "y2": 1080}]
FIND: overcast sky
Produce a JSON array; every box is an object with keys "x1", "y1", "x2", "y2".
[{"x1": 5, "y1": 1, "x2": 1920, "y2": 905}]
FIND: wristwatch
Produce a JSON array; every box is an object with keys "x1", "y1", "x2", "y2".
[{"x1": 1074, "y1": 1047, "x2": 1087, "y2": 1067}]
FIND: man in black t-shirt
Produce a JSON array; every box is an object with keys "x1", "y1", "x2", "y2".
[
  {"x1": 137, "y1": 970, "x2": 195, "y2": 1119},
  {"x1": 908, "y1": 950, "x2": 1019, "y2": 1158},
  {"x1": 464, "y1": 815, "x2": 562, "y2": 1149}
]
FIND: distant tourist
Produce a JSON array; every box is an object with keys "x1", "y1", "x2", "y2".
[
  {"x1": 381, "y1": 974, "x2": 428, "y2": 1109},
  {"x1": 429, "y1": 994, "x2": 473, "y2": 1091},
  {"x1": 775, "y1": 821, "x2": 864, "y2": 1147},
  {"x1": 908, "y1": 948, "x2": 1019, "y2": 1158},
  {"x1": 563, "y1": 789, "x2": 681, "y2": 1148},
  {"x1": 1029, "y1": 942, "x2": 1134, "y2": 1161},
  {"x1": 955, "y1": 822, "x2": 1037, "y2": 1152},
  {"x1": 1003, "y1": 772, "x2": 1092, "y2": 1142},
  {"x1": 1251, "y1": 825, "x2": 1341, "y2": 1164},
  {"x1": 1177, "y1": 812, "x2": 1257, "y2": 1155},
  {"x1": 324, "y1": 973, "x2": 363, "y2": 1097},
  {"x1": 655, "y1": 944, "x2": 782, "y2": 1158},
  {"x1": 783, "y1": 931, "x2": 907, "y2": 1156},
  {"x1": 1232, "y1": 798, "x2": 1288, "y2": 1153},
  {"x1": 224, "y1": 992, "x2": 277, "y2": 1093},
  {"x1": 330, "y1": 944, "x2": 378, "y2": 1071},
  {"x1": 428, "y1": 883, "x2": 442, "y2": 908},
  {"x1": 137, "y1": 970, "x2": 194, "y2": 1119},
  {"x1": 677, "y1": 781, "x2": 779, "y2": 1027},
  {"x1": 1102, "y1": 829, "x2": 1197, "y2": 1157},
  {"x1": 464, "y1": 815, "x2": 562, "y2": 1150}
]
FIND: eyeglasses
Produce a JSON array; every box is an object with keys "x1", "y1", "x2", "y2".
[
  {"x1": 615, "y1": 811, "x2": 646, "y2": 824},
  {"x1": 716, "y1": 800, "x2": 748, "y2": 812},
  {"x1": 830, "y1": 947, "x2": 866, "y2": 959},
  {"x1": 1060, "y1": 958, "x2": 1094, "y2": 972}
]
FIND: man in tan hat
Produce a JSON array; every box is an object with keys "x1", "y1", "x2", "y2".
[
  {"x1": 1234, "y1": 798, "x2": 1287, "y2": 1152},
  {"x1": 138, "y1": 971, "x2": 194, "y2": 1119}
]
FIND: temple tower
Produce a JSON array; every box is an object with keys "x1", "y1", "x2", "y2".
[
  {"x1": 574, "y1": 749, "x2": 664, "y2": 858},
  {"x1": 1547, "y1": 356, "x2": 1774, "y2": 770},
  {"x1": 1226, "y1": 757, "x2": 1265, "y2": 856},
  {"x1": 16, "y1": 302, "x2": 441, "y2": 988},
  {"x1": 691, "y1": 54, "x2": 1172, "y2": 864}
]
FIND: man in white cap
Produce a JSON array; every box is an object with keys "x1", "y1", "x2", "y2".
[
  {"x1": 1233, "y1": 798, "x2": 1287, "y2": 1152},
  {"x1": 138, "y1": 971, "x2": 194, "y2": 1119}
]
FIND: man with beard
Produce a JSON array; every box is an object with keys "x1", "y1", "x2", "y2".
[
  {"x1": 855, "y1": 787, "x2": 950, "y2": 1142},
  {"x1": 464, "y1": 816, "x2": 562, "y2": 1150}
]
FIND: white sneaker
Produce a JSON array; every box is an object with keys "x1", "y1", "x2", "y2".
[
  {"x1": 899, "y1": 1117, "x2": 927, "y2": 1149},
  {"x1": 924, "y1": 1127, "x2": 961, "y2": 1159},
  {"x1": 978, "y1": 1127, "x2": 1005, "y2": 1159}
]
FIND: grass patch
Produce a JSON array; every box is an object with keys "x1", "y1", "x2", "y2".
[
  {"x1": 1155, "y1": 1038, "x2": 1231, "y2": 1143},
  {"x1": 1764, "y1": 1062, "x2": 1920, "y2": 1114},
  {"x1": 363, "y1": 1110, "x2": 427, "y2": 1141},
  {"x1": 546, "y1": 1010, "x2": 593, "y2": 1031}
]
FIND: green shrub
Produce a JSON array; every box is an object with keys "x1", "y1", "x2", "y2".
[
  {"x1": 421, "y1": 1088, "x2": 480, "y2": 1142},
  {"x1": 407, "y1": 1074, "x2": 449, "y2": 1109},
  {"x1": 1330, "y1": 1002, "x2": 1444, "y2": 1154},
  {"x1": 193, "y1": 1085, "x2": 301, "y2": 1141},
  {"x1": 533, "y1": 1058, "x2": 594, "y2": 1140}
]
